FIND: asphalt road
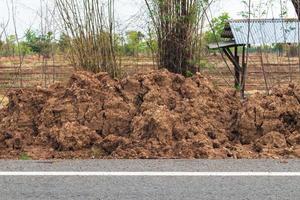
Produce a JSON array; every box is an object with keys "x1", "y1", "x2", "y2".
[{"x1": 0, "y1": 160, "x2": 300, "y2": 200}]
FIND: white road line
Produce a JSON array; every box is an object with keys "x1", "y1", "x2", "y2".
[{"x1": 0, "y1": 172, "x2": 299, "y2": 176}]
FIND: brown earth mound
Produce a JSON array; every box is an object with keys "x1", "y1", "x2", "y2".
[
  {"x1": 0, "y1": 69, "x2": 300, "y2": 159},
  {"x1": 233, "y1": 84, "x2": 300, "y2": 158}
]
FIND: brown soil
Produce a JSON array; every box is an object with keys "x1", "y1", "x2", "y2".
[{"x1": 0, "y1": 69, "x2": 300, "y2": 159}]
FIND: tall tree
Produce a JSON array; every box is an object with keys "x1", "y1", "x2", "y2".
[
  {"x1": 145, "y1": 0, "x2": 210, "y2": 75},
  {"x1": 125, "y1": 31, "x2": 145, "y2": 56},
  {"x1": 204, "y1": 13, "x2": 230, "y2": 43},
  {"x1": 56, "y1": 0, "x2": 119, "y2": 76}
]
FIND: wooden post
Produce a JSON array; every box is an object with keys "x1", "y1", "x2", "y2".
[
  {"x1": 223, "y1": 46, "x2": 242, "y2": 89},
  {"x1": 241, "y1": 45, "x2": 246, "y2": 98},
  {"x1": 234, "y1": 46, "x2": 240, "y2": 88}
]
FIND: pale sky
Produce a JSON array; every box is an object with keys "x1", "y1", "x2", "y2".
[{"x1": 0, "y1": 0, "x2": 297, "y2": 38}]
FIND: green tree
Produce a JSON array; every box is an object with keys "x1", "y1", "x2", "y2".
[
  {"x1": 25, "y1": 29, "x2": 54, "y2": 58},
  {"x1": 125, "y1": 31, "x2": 145, "y2": 56},
  {"x1": 25, "y1": 30, "x2": 38, "y2": 52},
  {"x1": 204, "y1": 13, "x2": 230, "y2": 43},
  {"x1": 58, "y1": 33, "x2": 71, "y2": 54},
  {"x1": 2, "y1": 35, "x2": 16, "y2": 56},
  {"x1": 0, "y1": 35, "x2": 32, "y2": 56},
  {"x1": 145, "y1": 0, "x2": 210, "y2": 75}
]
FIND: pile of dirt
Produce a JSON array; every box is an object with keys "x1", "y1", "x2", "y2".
[
  {"x1": 233, "y1": 84, "x2": 300, "y2": 158},
  {"x1": 0, "y1": 69, "x2": 300, "y2": 159}
]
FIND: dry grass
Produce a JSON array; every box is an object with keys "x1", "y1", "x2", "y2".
[{"x1": 0, "y1": 94, "x2": 8, "y2": 109}]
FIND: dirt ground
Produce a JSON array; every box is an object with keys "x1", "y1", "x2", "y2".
[{"x1": 0, "y1": 69, "x2": 300, "y2": 159}]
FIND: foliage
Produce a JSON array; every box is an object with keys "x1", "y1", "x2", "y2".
[
  {"x1": 19, "y1": 153, "x2": 31, "y2": 160},
  {"x1": 0, "y1": 35, "x2": 30, "y2": 56},
  {"x1": 114, "y1": 31, "x2": 156, "y2": 57},
  {"x1": 58, "y1": 33, "x2": 71, "y2": 53},
  {"x1": 124, "y1": 31, "x2": 145, "y2": 56},
  {"x1": 1, "y1": 35, "x2": 16, "y2": 56},
  {"x1": 18, "y1": 42, "x2": 32, "y2": 55},
  {"x1": 0, "y1": 30, "x2": 55, "y2": 57},
  {"x1": 25, "y1": 29, "x2": 54, "y2": 57},
  {"x1": 204, "y1": 13, "x2": 230, "y2": 43},
  {"x1": 146, "y1": 37, "x2": 158, "y2": 54},
  {"x1": 186, "y1": 70, "x2": 194, "y2": 77}
]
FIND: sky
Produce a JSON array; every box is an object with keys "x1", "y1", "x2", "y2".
[{"x1": 0, "y1": 0, "x2": 297, "y2": 37}]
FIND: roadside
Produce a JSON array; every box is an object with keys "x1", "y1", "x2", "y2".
[
  {"x1": 0, "y1": 160, "x2": 299, "y2": 200},
  {"x1": 0, "y1": 159, "x2": 298, "y2": 172}
]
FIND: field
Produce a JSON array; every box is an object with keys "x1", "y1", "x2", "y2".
[
  {"x1": 0, "y1": 55, "x2": 157, "y2": 94},
  {"x1": 202, "y1": 53, "x2": 300, "y2": 91},
  {"x1": 0, "y1": 55, "x2": 73, "y2": 91},
  {"x1": 1, "y1": 52, "x2": 300, "y2": 95}
]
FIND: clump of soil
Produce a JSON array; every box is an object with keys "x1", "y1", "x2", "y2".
[
  {"x1": 0, "y1": 70, "x2": 300, "y2": 159},
  {"x1": 233, "y1": 83, "x2": 300, "y2": 158}
]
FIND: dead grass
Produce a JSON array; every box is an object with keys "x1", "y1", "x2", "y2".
[{"x1": 0, "y1": 94, "x2": 8, "y2": 109}]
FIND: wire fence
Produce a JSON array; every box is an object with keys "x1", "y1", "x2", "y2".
[
  {"x1": 202, "y1": 51, "x2": 300, "y2": 91},
  {"x1": 0, "y1": 55, "x2": 158, "y2": 95},
  {"x1": 0, "y1": 55, "x2": 73, "y2": 94}
]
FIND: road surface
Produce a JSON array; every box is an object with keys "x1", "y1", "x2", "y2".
[{"x1": 0, "y1": 160, "x2": 299, "y2": 200}]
